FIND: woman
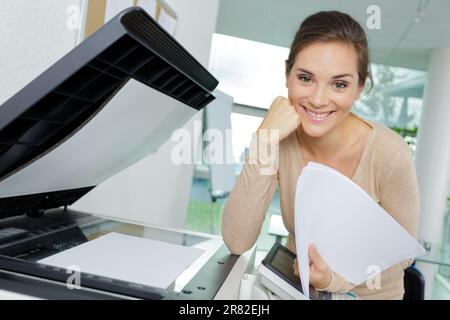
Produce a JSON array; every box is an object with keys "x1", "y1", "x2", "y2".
[{"x1": 221, "y1": 11, "x2": 420, "y2": 300}]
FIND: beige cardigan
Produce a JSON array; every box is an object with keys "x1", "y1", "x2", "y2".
[{"x1": 222, "y1": 117, "x2": 420, "y2": 300}]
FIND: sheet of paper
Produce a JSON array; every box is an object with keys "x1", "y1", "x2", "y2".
[
  {"x1": 105, "y1": 0, "x2": 135, "y2": 23},
  {"x1": 137, "y1": 0, "x2": 158, "y2": 18},
  {"x1": 39, "y1": 232, "x2": 204, "y2": 289},
  {"x1": 294, "y1": 162, "x2": 425, "y2": 298}
]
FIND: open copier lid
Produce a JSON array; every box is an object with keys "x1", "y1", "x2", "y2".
[
  {"x1": 0, "y1": 8, "x2": 242, "y2": 301},
  {"x1": 0, "y1": 7, "x2": 218, "y2": 219}
]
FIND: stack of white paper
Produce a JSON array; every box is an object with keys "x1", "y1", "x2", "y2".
[{"x1": 294, "y1": 162, "x2": 425, "y2": 299}]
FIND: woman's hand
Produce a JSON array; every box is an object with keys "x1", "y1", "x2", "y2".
[
  {"x1": 257, "y1": 96, "x2": 301, "y2": 145},
  {"x1": 292, "y1": 244, "x2": 333, "y2": 290},
  {"x1": 308, "y1": 244, "x2": 332, "y2": 290}
]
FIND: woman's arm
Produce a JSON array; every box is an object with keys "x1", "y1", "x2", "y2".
[
  {"x1": 222, "y1": 97, "x2": 300, "y2": 255},
  {"x1": 379, "y1": 148, "x2": 420, "y2": 239},
  {"x1": 221, "y1": 144, "x2": 279, "y2": 255}
]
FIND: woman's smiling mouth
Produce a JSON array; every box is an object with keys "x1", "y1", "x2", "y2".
[{"x1": 301, "y1": 105, "x2": 336, "y2": 123}]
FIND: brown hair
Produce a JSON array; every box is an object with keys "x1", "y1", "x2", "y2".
[{"x1": 286, "y1": 10, "x2": 373, "y2": 90}]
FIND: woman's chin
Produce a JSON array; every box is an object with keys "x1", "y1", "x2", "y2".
[{"x1": 300, "y1": 122, "x2": 330, "y2": 138}]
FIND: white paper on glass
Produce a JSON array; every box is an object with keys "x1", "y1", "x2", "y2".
[
  {"x1": 294, "y1": 162, "x2": 425, "y2": 299},
  {"x1": 105, "y1": 0, "x2": 135, "y2": 23},
  {"x1": 39, "y1": 232, "x2": 204, "y2": 289}
]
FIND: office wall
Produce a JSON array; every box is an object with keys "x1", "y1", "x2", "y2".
[
  {"x1": 0, "y1": 0, "x2": 82, "y2": 105},
  {"x1": 72, "y1": 0, "x2": 221, "y2": 229}
]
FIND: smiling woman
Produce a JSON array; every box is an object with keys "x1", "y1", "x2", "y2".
[{"x1": 222, "y1": 10, "x2": 420, "y2": 300}]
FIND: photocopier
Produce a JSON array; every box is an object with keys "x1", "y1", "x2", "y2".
[{"x1": 0, "y1": 7, "x2": 251, "y2": 300}]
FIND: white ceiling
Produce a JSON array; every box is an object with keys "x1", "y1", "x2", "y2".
[{"x1": 216, "y1": 0, "x2": 450, "y2": 70}]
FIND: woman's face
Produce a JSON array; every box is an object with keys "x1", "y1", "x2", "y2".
[{"x1": 286, "y1": 41, "x2": 364, "y2": 138}]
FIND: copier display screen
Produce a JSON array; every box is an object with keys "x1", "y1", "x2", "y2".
[{"x1": 267, "y1": 245, "x2": 303, "y2": 292}]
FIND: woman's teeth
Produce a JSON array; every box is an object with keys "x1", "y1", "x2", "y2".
[{"x1": 303, "y1": 106, "x2": 334, "y2": 121}]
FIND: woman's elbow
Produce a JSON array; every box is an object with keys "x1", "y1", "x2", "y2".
[
  {"x1": 223, "y1": 240, "x2": 252, "y2": 255},
  {"x1": 221, "y1": 229, "x2": 253, "y2": 255}
]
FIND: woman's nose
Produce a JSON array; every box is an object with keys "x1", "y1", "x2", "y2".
[{"x1": 308, "y1": 85, "x2": 329, "y2": 108}]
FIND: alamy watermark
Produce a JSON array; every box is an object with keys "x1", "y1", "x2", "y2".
[
  {"x1": 66, "y1": 265, "x2": 81, "y2": 290},
  {"x1": 366, "y1": 265, "x2": 382, "y2": 290},
  {"x1": 367, "y1": 5, "x2": 381, "y2": 30},
  {"x1": 170, "y1": 121, "x2": 279, "y2": 175},
  {"x1": 66, "y1": 5, "x2": 82, "y2": 31}
]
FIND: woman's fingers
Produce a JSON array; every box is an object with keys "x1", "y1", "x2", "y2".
[
  {"x1": 293, "y1": 257, "x2": 299, "y2": 277},
  {"x1": 257, "y1": 96, "x2": 301, "y2": 144},
  {"x1": 294, "y1": 245, "x2": 332, "y2": 289},
  {"x1": 308, "y1": 244, "x2": 332, "y2": 289},
  {"x1": 308, "y1": 244, "x2": 327, "y2": 271}
]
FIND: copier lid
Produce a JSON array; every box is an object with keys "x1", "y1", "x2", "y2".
[{"x1": 0, "y1": 7, "x2": 218, "y2": 219}]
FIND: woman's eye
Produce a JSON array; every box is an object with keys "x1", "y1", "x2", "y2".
[
  {"x1": 298, "y1": 75, "x2": 312, "y2": 84},
  {"x1": 333, "y1": 81, "x2": 347, "y2": 89}
]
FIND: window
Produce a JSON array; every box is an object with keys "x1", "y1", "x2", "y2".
[{"x1": 209, "y1": 33, "x2": 288, "y2": 108}]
